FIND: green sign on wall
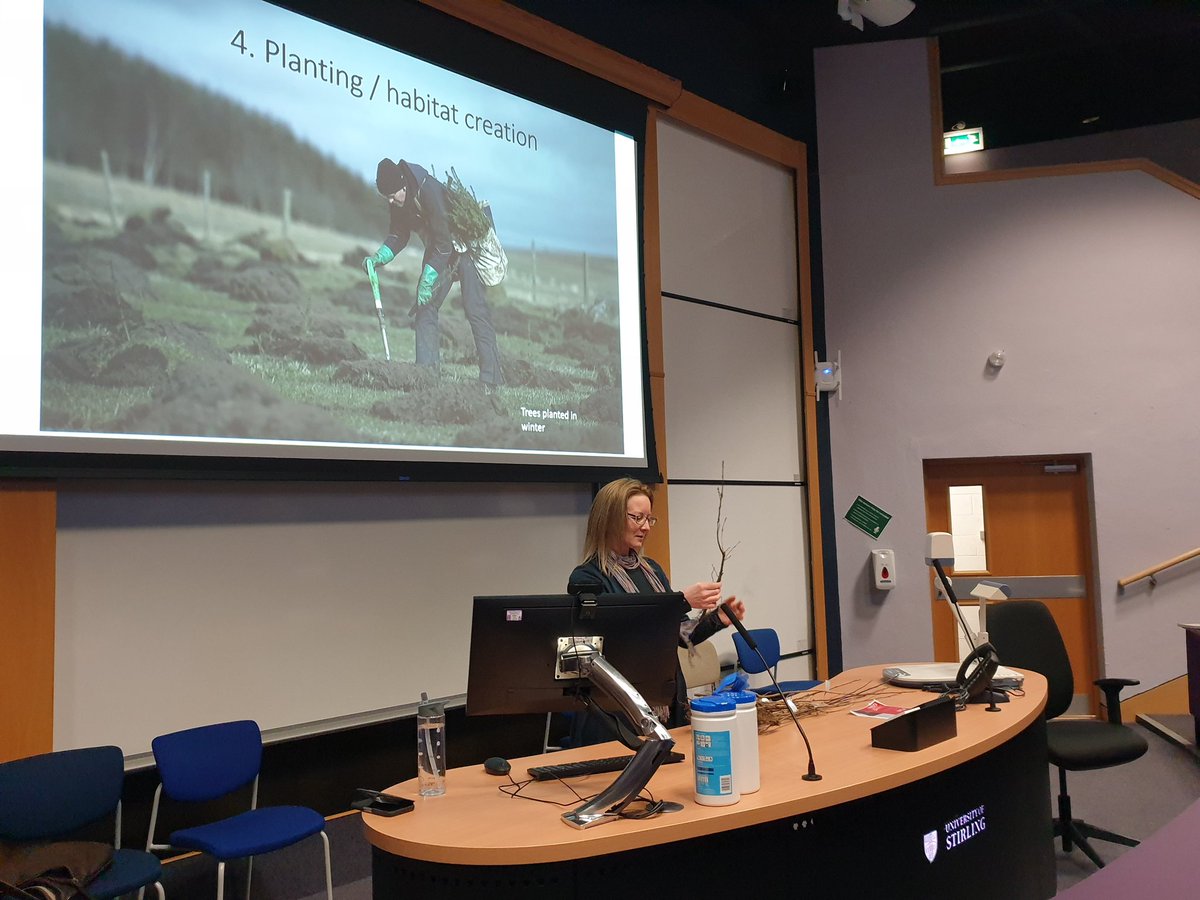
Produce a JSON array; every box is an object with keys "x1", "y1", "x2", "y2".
[{"x1": 845, "y1": 495, "x2": 892, "y2": 539}]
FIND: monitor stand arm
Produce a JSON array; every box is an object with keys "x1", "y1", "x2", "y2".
[{"x1": 561, "y1": 654, "x2": 676, "y2": 829}]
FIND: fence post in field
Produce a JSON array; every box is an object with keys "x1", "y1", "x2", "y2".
[
  {"x1": 282, "y1": 187, "x2": 292, "y2": 241},
  {"x1": 530, "y1": 240, "x2": 538, "y2": 304},
  {"x1": 582, "y1": 251, "x2": 589, "y2": 306},
  {"x1": 99, "y1": 149, "x2": 119, "y2": 231},
  {"x1": 202, "y1": 169, "x2": 212, "y2": 243}
]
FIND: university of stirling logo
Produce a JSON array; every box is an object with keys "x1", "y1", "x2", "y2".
[{"x1": 923, "y1": 830, "x2": 939, "y2": 863}]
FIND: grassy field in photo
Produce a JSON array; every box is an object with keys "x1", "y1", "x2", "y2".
[{"x1": 41, "y1": 161, "x2": 627, "y2": 454}]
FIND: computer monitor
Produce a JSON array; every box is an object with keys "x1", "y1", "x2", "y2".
[{"x1": 466, "y1": 592, "x2": 684, "y2": 717}]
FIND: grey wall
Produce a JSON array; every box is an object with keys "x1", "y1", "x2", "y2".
[{"x1": 814, "y1": 39, "x2": 1200, "y2": 689}]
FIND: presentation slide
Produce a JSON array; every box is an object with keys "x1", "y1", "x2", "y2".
[{"x1": 2, "y1": 0, "x2": 648, "y2": 476}]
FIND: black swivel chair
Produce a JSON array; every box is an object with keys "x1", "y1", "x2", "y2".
[{"x1": 987, "y1": 599, "x2": 1148, "y2": 868}]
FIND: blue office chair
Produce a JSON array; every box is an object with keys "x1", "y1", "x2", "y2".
[
  {"x1": 145, "y1": 720, "x2": 332, "y2": 900},
  {"x1": 0, "y1": 745, "x2": 165, "y2": 900},
  {"x1": 732, "y1": 628, "x2": 821, "y2": 696}
]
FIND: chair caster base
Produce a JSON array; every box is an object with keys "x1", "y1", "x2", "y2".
[{"x1": 1054, "y1": 816, "x2": 1139, "y2": 868}]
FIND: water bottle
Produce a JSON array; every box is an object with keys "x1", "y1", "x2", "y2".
[
  {"x1": 417, "y1": 696, "x2": 447, "y2": 797},
  {"x1": 727, "y1": 689, "x2": 761, "y2": 794},
  {"x1": 689, "y1": 694, "x2": 739, "y2": 806}
]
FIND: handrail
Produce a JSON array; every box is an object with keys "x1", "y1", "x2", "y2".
[{"x1": 1119, "y1": 547, "x2": 1200, "y2": 588}]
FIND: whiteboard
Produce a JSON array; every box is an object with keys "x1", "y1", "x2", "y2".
[
  {"x1": 665, "y1": 482, "x2": 813, "y2": 684},
  {"x1": 661, "y1": 297, "x2": 804, "y2": 483},
  {"x1": 54, "y1": 481, "x2": 589, "y2": 758},
  {"x1": 656, "y1": 115, "x2": 813, "y2": 685},
  {"x1": 656, "y1": 117, "x2": 800, "y2": 320}
]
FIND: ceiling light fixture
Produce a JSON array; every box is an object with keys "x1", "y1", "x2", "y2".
[{"x1": 838, "y1": 0, "x2": 916, "y2": 31}]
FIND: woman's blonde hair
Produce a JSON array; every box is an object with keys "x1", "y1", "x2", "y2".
[{"x1": 581, "y1": 477, "x2": 654, "y2": 574}]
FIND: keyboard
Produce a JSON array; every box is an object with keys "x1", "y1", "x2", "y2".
[{"x1": 527, "y1": 750, "x2": 685, "y2": 781}]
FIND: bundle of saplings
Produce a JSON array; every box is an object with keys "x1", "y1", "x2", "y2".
[{"x1": 439, "y1": 166, "x2": 492, "y2": 244}]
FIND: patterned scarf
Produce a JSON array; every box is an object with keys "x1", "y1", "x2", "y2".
[{"x1": 608, "y1": 551, "x2": 667, "y2": 593}]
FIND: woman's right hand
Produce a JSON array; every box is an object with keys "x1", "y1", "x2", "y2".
[{"x1": 682, "y1": 582, "x2": 722, "y2": 611}]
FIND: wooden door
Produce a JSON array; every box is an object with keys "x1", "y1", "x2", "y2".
[{"x1": 924, "y1": 457, "x2": 1098, "y2": 714}]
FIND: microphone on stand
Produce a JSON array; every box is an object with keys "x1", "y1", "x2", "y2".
[{"x1": 721, "y1": 602, "x2": 822, "y2": 782}]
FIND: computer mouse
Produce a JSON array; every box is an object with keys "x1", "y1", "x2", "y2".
[{"x1": 483, "y1": 756, "x2": 511, "y2": 776}]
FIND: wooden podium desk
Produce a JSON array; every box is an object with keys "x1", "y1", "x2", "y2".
[{"x1": 365, "y1": 666, "x2": 1054, "y2": 900}]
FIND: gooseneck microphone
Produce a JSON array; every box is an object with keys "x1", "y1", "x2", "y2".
[{"x1": 721, "y1": 603, "x2": 822, "y2": 782}]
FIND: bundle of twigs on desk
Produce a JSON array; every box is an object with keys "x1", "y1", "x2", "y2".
[{"x1": 754, "y1": 677, "x2": 910, "y2": 732}]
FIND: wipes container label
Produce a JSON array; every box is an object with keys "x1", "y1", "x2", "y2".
[{"x1": 693, "y1": 729, "x2": 734, "y2": 796}]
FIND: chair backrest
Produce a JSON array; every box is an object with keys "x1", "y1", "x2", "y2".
[
  {"x1": 678, "y1": 641, "x2": 720, "y2": 690},
  {"x1": 0, "y1": 746, "x2": 124, "y2": 840},
  {"x1": 733, "y1": 628, "x2": 782, "y2": 675},
  {"x1": 152, "y1": 720, "x2": 263, "y2": 802},
  {"x1": 986, "y1": 600, "x2": 1075, "y2": 720}
]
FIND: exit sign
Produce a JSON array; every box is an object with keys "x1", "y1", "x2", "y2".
[{"x1": 943, "y1": 127, "x2": 985, "y2": 155}]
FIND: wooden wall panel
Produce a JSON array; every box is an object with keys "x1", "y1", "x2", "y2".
[{"x1": 0, "y1": 485, "x2": 56, "y2": 761}]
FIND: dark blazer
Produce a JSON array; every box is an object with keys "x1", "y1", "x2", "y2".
[{"x1": 565, "y1": 556, "x2": 727, "y2": 741}]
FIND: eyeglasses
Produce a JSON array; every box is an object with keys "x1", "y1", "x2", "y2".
[{"x1": 627, "y1": 513, "x2": 658, "y2": 527}]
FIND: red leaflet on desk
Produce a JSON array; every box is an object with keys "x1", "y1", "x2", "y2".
[{"x1": 851, "y1": 700, "x2": 909, "y2": 720}]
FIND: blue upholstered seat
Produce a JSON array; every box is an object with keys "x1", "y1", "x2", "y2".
[
  {"x1": 147, "y1": 720, "x2": 332, "y2": 900},
  {"x1": 0, "y1": 746, "x2": 165, "y2": 900},
  {"x1": 732, "y1": 628, "x2": 822, "y2": 695},
  {"x1": 89, "y1": 848, "x2": 166, "y2": 898},
  {"x1": 170, "y1": 806, "x2": 326, "y2": 860}
]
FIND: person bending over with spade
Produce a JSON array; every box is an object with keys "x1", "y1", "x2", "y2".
[{"x1": 364, "y1": 158, "x2": 503, "y2": 401}]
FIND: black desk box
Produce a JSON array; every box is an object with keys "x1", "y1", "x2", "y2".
[{"x1": 870, "y1": 695, "x2": 957, "y2": 751}]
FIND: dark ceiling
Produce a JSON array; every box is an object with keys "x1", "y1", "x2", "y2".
[{"x1": 505, "y1": 0, "x2": 1200, "y2": 150}]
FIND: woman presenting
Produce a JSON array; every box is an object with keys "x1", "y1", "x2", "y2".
[{"x1": 567, "y1": 477, "x2": 746, "y2": 744}]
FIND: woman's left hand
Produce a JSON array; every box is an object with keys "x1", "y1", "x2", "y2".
[{"x1": 717, "y1": 596, "x2": 745, "y2": 626}]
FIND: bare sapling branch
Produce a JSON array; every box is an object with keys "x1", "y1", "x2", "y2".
[{"x1": 713, "y1": 460, "x2": 740, "y2": 583}]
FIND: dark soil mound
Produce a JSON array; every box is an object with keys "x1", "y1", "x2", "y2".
[
  {"x1": 245, "y1": 305, "x2": 347, "y2": 340},
  {"x1": 237, "y1": 230, "x2": 308, "y2": 265},
  {"x1": 42, "y1": 248, "x2": 148, "y2": 330},
  {"x1": 115, "y1": 361, "x2": 361, "y2": 442},
  {"x1": 242, "y1": 308, "x2": 365, "y2": 365},
  {"x1": 42, "y1": 334, "x2": 125, "y2": 383},
  {"x1": 579, "y1": 388, "x2": 622, "y2": 424},
  {"x1": 500, "y1": 359, "x2": 575, "y2": 392},
  {"x1": 370, "y1": 381, "x2": 498, "y2": 426},
  {"x1": 545, "y1": 336, "x2": 615, "y2": 369},
  {"x1": 560, "y1": 308, "x2": 618, "y2": 345},
  {"x1": 134, "y1": 321, "x2": 230, "y2": 364},
  {"x1": 191, "y1": 261, "x2": 302, "y2": 305},
  {"x1": 334, "y1": 360, "x2": 437, "y2": 392},
  {"x1": 244, "y1": 331, "x2": 367, "y2": 366},
  {"x1": 123, "y1": 207, "x2": 198, "y2": 248},
  {"x1": 490, "y1": 303, "x2": 555, "y2": 340},
  {"x1": 88, "y1": 208, "x2": 198, "y2": 269},
  {"x1": 95, "y1": 344, "x2": 170, "y2": 387}
]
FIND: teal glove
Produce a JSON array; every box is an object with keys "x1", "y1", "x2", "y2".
[
  {"x1": 416, "y1": 263, "x2": 439, "y2": 306},
  {"x1": 361, "y1": 243, "x2": 395, "y2": 274}
]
